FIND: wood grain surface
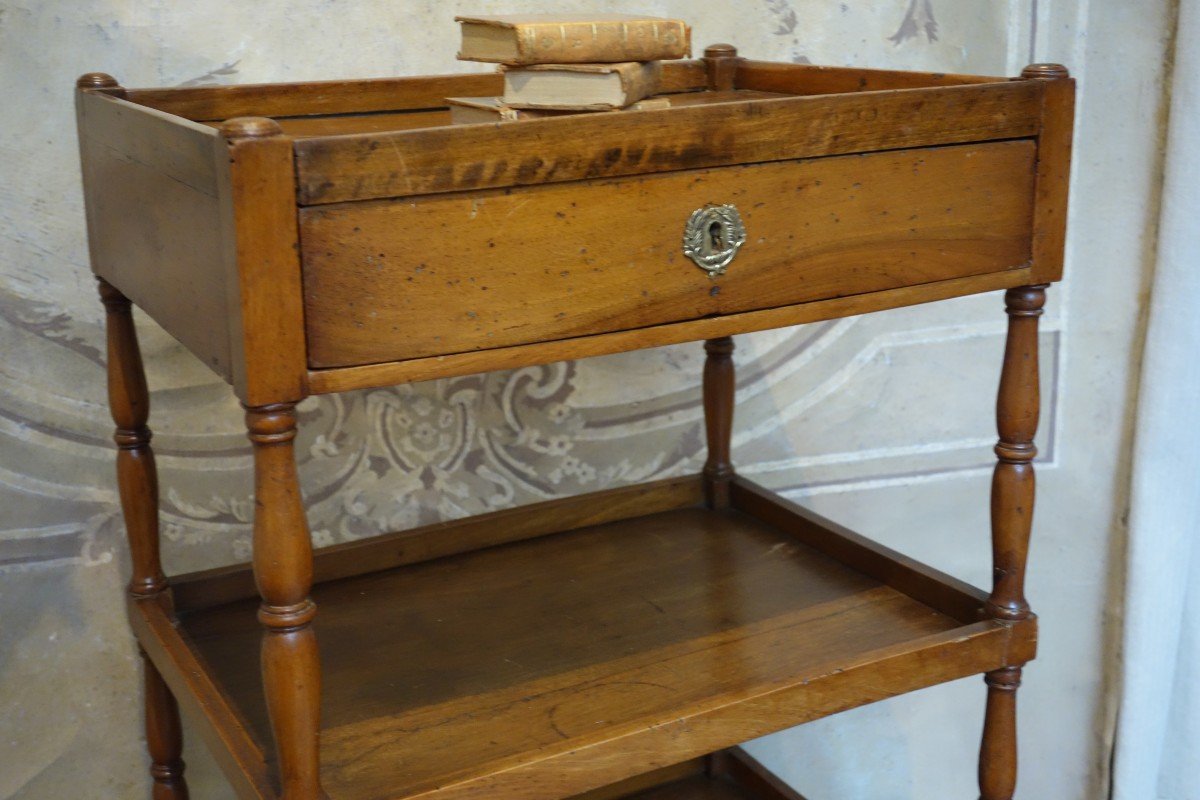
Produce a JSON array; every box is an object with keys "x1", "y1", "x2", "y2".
[
  {"x1": 305, "y1": 268, "x2": 1034, "y2": 393},
  {"x1": 561, "y1": 747, "x2": 808, "y2": 800},
  {"x1": 1021, "y1": 65, "x2": 1075, "y2": 283},
  {"x1": 125, "y1": 61, "x2": 707, "y2": 122},
  {"x1": 606, "y1": 775, "x2": 757, "y2": 800},
  {"x1": 131, "y1": 598, "x2": 273, "y2": 800},
  {"x1": 302, "y1": 140, "x2": 1035, "y2": 367},
  {"x1": 731, "y1": 477, "x2": 990, "y2": 623},
  {"x1": 293, "y1": 80, "x2": 1043, "y2": 204},
  {"x1": 222, "y1": 89, "x2": 786, "y2": 139},
  {"x1": 78, "y1": 91, "x2": 235, "y2": 381},
  {"x1": 176, "y1": 503, "x2": 1031, "y2": 800},
  {"x1": 566, "y1": 761, "x2": 709, "y2": 800},
  {"x1": 735, "y1": 59, "x2": 1008, "y2": 94},
  {"x1": 128, "y1": 72, "x2": 505, "y2": 121},
  {"x1": 171, "y1": 475, "x2": 705, "y2": 612},
  {"x1": 217, "y1": 118, "x2": 309, "y2": 404},
  {"x1": 708, "y1": 749, "x2": 809, "y2": 800}
]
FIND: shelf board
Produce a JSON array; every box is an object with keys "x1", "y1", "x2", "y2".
[
  {"x1": 620, "y1": 777, "x2": 758, "y2": 800},
  {"x1": 575, "y1": 748, "x2": 805, "y2": 800},
  {"x1": 140, "y1": 476, "x2": 1034, "y2": 800}
]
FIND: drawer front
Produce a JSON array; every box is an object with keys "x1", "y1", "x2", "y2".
[{"x1": 301, "y1": 140, "x2": 1035, "y2": 368}]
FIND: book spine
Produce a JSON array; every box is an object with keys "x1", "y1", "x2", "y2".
[
  {"x1": 617, "y1": 61, "x2": 662, "y2": 106},
  {"x1": 511, "y1": 19, "x2": 690, "y2": 64}
]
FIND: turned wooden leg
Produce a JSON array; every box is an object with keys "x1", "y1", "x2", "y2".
[
  {"x1": 99, "y1": 279, "x2": 190, "y2": 798},
  {"x1": 142, "y1": 649, "x2": 189, "y2": 799},
  {"x1": 99, "y1": 278, "x2": 167, "y2": 599},
  {"x1": 246, "y1": 403, "x2": 322, "y2": 799},
  {"x1": 702, "y1": 336, "x2": 736, "y2": 509},
  {"x1": 979, "y1": 666, "x2": 1021, "y2": 800},
  {"x1": 978, "y1": 285, "x2": 1046, "y2": 800}
]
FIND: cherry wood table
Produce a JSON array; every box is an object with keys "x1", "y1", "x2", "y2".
[{"x1": 76, "y1": 44, "x2": 1073, "y2": 800}]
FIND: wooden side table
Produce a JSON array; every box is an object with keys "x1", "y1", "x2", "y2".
[{"x1": 76, "y1": 45, "x2": 1073, "y2": 800}]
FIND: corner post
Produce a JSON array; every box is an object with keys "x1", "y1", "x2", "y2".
[
  {"x1": 702, "y1": 337, "x2": 736, "y2": 509},
  {"x1": 978, "y1": 284, "x2": 1046, "y2": 800},
  {"x1": 1021, "y1": 63, "x2": 1074, "y2": 284},
  {"x1": 704, "y1": 43, "x2": 740, "y2": 91},
  {"x1": 217, "y1": 116, "x2": 308, "y2": 408}
]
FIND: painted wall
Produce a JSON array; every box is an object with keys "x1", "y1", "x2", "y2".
[{"x1": 0, "y1": 1, "x2": 1168, "y2": 797}]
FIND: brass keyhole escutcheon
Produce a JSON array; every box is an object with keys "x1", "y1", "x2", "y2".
[{"x1": 683, "y1": 204, "x2": 747, "y2": 277}]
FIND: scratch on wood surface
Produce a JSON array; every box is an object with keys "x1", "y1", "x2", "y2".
[
  {"x1": 387, "y1": 138, "x2": 414, "y2": 194},
  {"x1": 502, "y1": 199, "x2": 531, "y2": 221},
  {"x1": 764, "y1": 542, "x2": 798, "y2": 559}
]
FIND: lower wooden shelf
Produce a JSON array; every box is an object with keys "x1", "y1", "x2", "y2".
[
  {"x1": 133, "y1": 475, "x2": 1035, "y2": 800},
  {"x1": 574, "y1": 749, "x2": 806, "y2": 800}
]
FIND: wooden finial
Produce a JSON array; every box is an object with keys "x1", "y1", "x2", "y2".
[
  {"x1": 77, "y1": 72, "x2": 120, "y2": 89},
  {"x1": 219, "y1": 116, "x2": 284, "y2": 139},
  {"x1": 704, "y1": 43, "x2": 739, "y2": 92},
  {"x1": 1021, "y1": 63, "x2": 1069, "y2": 80},
  {"x1": 704, "y1": 43, "x2": 738, "y2": 59}
]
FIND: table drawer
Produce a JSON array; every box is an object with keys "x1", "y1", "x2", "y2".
[{"x1": 301, "y1": 139, "x2": 1035, "y2": 368}]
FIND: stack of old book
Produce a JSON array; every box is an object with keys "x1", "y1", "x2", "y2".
[{"x1": 447, "y1": 13, "x2": 691, "y2": 124}]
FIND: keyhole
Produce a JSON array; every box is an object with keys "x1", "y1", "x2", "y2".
[{"x1": 708, "y1": 221, "x2": 723, "y2": 251}]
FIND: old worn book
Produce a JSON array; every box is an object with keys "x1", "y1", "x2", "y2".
[
  {"x1": 502, "y1": 61, "x2": 662, "y2": 110},
  {"x1": 456, "y1": 14, "x2": 690, "y2": 65},
  {"x1": 447, "y1": 95, "x2": 672, "y2": 124}
]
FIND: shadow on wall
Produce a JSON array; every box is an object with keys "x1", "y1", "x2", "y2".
[{"x1": 890, "y1": 0, "x2": 940, "y2": 44}]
